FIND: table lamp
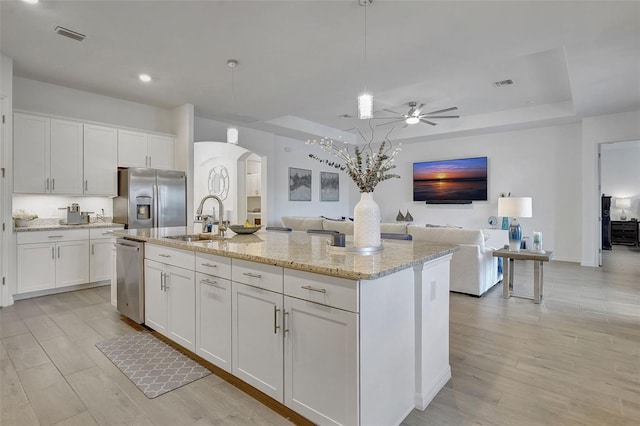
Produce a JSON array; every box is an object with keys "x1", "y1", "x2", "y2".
[
  {"x1": 498, "y1": 197, "x2": 533, "y2": 251},
  {"x1": 615, "y1": 198, "x2": 631, "y2": 221}
]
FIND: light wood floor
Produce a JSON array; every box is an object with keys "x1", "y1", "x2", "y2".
[{"x1": 1, "y1": 247, "x2": 638, "y2": 425}]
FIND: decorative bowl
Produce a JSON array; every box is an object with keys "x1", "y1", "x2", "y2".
[
  {"x1": 228, "y1": 225, "x2": 262, "y2": 234},
  {"x1": 14, "y1": 218, "x2": 32, "y2": 227}
]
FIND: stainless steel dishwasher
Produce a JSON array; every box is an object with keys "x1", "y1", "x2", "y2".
[{"x1": 116, "y1": 237, "x2": 145, "y2": 324}]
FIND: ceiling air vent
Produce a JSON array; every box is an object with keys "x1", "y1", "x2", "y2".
[
  {"x1": 493, "y1": 79, "x2": 514, "y2": 88},
  {"x1": 54, "y1": 26, "x2": 86, "y2": 42}
]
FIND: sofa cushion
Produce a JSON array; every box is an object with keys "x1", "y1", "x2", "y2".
[
  {"x1": 407, "y1": 225, "x2": 485, "y2": 248},
  {"x1": 322, "y1": 219, "x2": 354, "y2": 235},
  {"x1": 281, "y1": 216, "x2": 325, "y2": 231},
  {"x1": 380, "y1": 223, "x2": 408, "y2": 234}
]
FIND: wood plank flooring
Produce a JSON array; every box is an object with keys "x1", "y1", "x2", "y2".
[{"x1": 1, "y1": 246, "x2": 638, "y2": 425}]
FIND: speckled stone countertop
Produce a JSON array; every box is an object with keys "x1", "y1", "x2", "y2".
[
  {"x1": 115, "y1": 226, "x2": 458, "y2": 280},
  {"x1": 14, "y1": 218, "x2": 124, "y2": 232}
]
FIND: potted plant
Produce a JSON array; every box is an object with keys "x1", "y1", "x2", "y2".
[{"x1": 12, "y1": 209, "x2": 38, "y2": 227}]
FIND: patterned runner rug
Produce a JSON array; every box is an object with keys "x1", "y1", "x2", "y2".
[{"x1": 96, "y1": 331, "x2": 211, "y2": 398}]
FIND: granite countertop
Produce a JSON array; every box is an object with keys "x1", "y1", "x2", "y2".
[
  {"x1": 14, "y1": 218, "x2": 124, "y2": 232},
  {"x1": 115, "y1": 226, "x2": 458, "y2": 280}
]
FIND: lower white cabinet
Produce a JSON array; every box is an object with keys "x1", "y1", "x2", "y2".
[
  {"x1": 144, "y1": 259, "x2": 196, "y2": 351},
  {"x1": 16, "y1": 230, "x2": 89, "y2": 293},
  {"x1": 196, "y1": 272, "x2": 232, "y2": 372},
  {"x1": 90, "y1": 228, "x2": 118, "y2": 282},
  {"x1": 284, "y1": 296, "x2": 358, "y2": 426},
  {"x1": 231, "y1": 281, "x2": 284, "y2": 401}
]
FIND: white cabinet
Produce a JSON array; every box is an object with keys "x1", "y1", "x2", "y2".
[
  {"x1": 13, "y1": 113, "x2": 83, "y2": 194},
  {"x1": 284, "y1": 296, "x2": 358, "y2": 426},
  {"x1": 231, "y1": 281, "x2": 284, "y2": 401},
  {"x1": 118, "y1": 129, "x2": 174, "y2": 170},
  {"x1": 144, "y1": 245, "x2": 196, "y2": 351},
  {"x1": 196, "y1": 273, "x2": 232, "y2": 372},
  {"x1": 16, "y1": 229, "x2": 90, "y2": 293},
  {"x1": 84, "y1": 124, "x2": 118, "y2": 195},
  {"x1": 90, "y1": 228, "x2": 119, "y2": 283}
]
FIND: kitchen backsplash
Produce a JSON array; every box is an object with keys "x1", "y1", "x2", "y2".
[{"x1": 13, "y1": 195, "x2": 113, "y2": 219}]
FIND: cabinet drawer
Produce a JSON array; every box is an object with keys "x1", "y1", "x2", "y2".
[
  {"x1": 89, "y1": 227, "x2": 122, "y2": 240},
  {"x1": 145, "y1": 244, "x2": 194, "y2": 270},
  {"x1": 196, "y1": 253, "x2": 231, "y2": 280},
  {"x1": 232, "y1": 259, "x2": 283, "y2": 294},
  {"x1": 17, "y1": 229, "x2": 89, "y2": 244},
  {"x1": 284, "y1": 269, "x2": 358, "y2": 313}
]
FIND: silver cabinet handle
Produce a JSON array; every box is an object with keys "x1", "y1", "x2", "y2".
[
  {"x1": 158, "y1": 253, "x2": 171, "y2": 258},
  {"x1": 91, "y1": 244, "x2": 94, "y2": 255},
  {"x1": 201, "y1": 263, "x2": 217, "y2": 268},
  {"x1": 301, "y1": 285, "x2": 327, "y2": 294},
  {"x1": 200, "y1": 278, "x2": 222, "y2": 288},
  {"x1": 274, "y1": 306, "x2": 281, "y2": 334},
  {"x1": 160, "y1": 272, "x2": 165, "y2": 291},
  {"x1": 57, "y1": 246, "x2": 60, "y2": 258},
  {"x1": 45, "y1": 178, "x2": 49, "y2": 191},
  {"x1": 48, "y1": 235, "x2": 64, "y2": 239},
  {"x1": 52, "y1": 178, "x2": 55, "y2": 190},
  {"x1": 242, "y1": 272, "x2": 262, "y2": 279},
  {"x1": 51, "y1": 247, "x2": 55, "y2": 259},
  {"x1": 284, "y1": 310, "x2": 290, "y2": 334},
  {"x1": 85, "y1": 180, "x2": 88, "y2": 191},
  {"x1": 164, "y1": 273, "x2": 169, "y2": 291},
  {"x1": 148, "y1": 156, "x2": 151, "y2": 167}
]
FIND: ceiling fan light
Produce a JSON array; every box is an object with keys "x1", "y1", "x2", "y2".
[
  {"x1": 358, "y1": 93, "x2": 373, "y2": 119},
  {"x1": 227, "y1": 127, "x2": 238, "y2": 144},
  {"x1": 405, "y1": 116, "x2": 420, "y2": 125}
]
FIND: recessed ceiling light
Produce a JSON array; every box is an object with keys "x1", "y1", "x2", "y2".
[
  {"x1": 138, "y1": 74, "x2": 152, "y2": 83},
  {"x1": 21, "y1": 0, "x2": 39, "y2": 4}
]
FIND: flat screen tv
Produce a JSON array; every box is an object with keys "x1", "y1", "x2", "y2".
[{"x1": 413, "y1": 156, "x2": 488, "y2": 203}]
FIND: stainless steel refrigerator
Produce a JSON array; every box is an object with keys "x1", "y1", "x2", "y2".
[{"x1": 113, "y1": 168, "x2": 186, "y2": 229}]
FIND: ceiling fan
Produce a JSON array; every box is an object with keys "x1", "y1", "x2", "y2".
[{"x1": 373, "y1": 101, "x2": 460, "y2": 127}]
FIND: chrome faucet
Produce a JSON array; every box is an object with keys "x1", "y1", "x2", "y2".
[{"x1": 196, "y1": 195, "x2": 226, "y2": 236}]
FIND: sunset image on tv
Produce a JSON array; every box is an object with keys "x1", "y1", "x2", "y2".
[{"x1": 413, "y1": 157, "x2": 488, "y2": 202}]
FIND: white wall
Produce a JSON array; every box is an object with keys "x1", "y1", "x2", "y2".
[
  {"x1": 13, "y1": 77, "x2": 174, "y2": 133},
  {"x1": 582, "y1": 110, "x2": 640, "y2": 266},
  {"x1": 375, "y1": 123, "x2": 584, "y2": 262},
  {"x1": 601, "y1": 140, "x2": 640, "y2": 220}
]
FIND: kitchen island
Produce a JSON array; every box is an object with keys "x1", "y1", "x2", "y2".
[{"x1": 117, "y1": 226, "x2": 458, "y2": 426}]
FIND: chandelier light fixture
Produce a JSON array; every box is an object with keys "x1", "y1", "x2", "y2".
[
  {"x1": 226, "y1": 59, "x2": 239, "y2": 144},
  {"x1": 357, "y1": 0, "x2": 373, "y2": 119}
]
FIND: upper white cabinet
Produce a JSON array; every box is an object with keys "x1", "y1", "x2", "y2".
[
  {"x1": 118, "y1": 129, "x2": 174, "y2": 170},
  {"x1": 14, "y1": 113, "x2": 83, "y2": 194},
  {"x1": 84, "y1": 124, "x2": 118, "y2": 195}
]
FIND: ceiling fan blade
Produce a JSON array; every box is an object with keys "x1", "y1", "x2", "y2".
[
  {"x1": 414, "y1": 103, "x2": 426, "y2": 115},
  {"x1": 376, "y1": 119, "x2": 405, "y2": 126},
  {"x1": 424, "y1": 106, "x2": 458, "y2": 115},
  {"x1": 420, "y1": 119, "x2": 438, "y2": 126},
  {"x1": 369, "y1": 117, "x2": 401, "y2": 120},
  {"x1": 383, "y1": 108, "x2": 402, "y2": 115},
  {"x1": 422, "y1": 115, "x2": 460, "y2": 119}
]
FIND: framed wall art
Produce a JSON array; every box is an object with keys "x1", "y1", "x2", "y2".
[
  {"x1": 289, "y1": 167, "x2": 312, "y2": 201},
  {"x1": 320, "y1": 171, "x2": 339, "y2": 201}
]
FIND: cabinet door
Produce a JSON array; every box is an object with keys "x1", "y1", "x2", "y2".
[
  {"x1": 13, "y1": 113, "x2": 50, "y2": 193},
  {"x1": 55, "y1": 240, "x2": 90, "y2": 288},
  {"x1": 50, "y1": 119, "x2": 83, "y2": 195},
  {"x1": 84, "y1": 124, "x2": 117, "y2": 195},
  {"x1": 144, "y1": 260, "x2": 168, "y2": 336},
  {"x1": 196, "y1": 273, "x2": 232, "y2": 372},
  {"x1": 284, "y1": 296, "x2": 358, "y2": 426},
  {"x1": 17, "y1": 243, "x2": 56, "y2": 293},
  {"x1": 232, "y1": 282, "x2": 284, "y2": 402},
  {"x1": 166, "y1": 265, "x2": 196, "y2": 351},
  {"x1": 118, "y1": 129, "x2": 148, "y2": 168},
  {"x1": 147, "y1": 135, "x2": 174, "y2": 170},
  {"x1": 90, "y1": 238, "x2": 113, "y2": 282}
]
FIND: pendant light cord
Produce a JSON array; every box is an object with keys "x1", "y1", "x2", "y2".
[{"x1": 363, "y1": 0, "x2": 368, "y2": 93}]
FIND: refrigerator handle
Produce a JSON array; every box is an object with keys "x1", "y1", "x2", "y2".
[{"x1": 153, "y1": 184, "x2": 158, "y2": 228}]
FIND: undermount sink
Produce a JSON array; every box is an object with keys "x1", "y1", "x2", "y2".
[{"x1": 164, "y1": 234, "x2": 225, "y2": 242}]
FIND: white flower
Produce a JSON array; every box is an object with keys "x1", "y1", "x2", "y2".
[{"x1": 12, "y1": 209, "x2": 38, "y2": 220}]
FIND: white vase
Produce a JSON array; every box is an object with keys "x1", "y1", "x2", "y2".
[{"x1": 354, "y1": 192, "x2": 381, "y2": 248}]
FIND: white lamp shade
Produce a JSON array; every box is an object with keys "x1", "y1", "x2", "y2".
[
  {"x1": 357, "y1": 93, "x2": 373, "y2": 119},
  {"x1": 498, "y1": 197, "x2": 532, "y2": 218},
  {"x1": 226, "y1": 127, "x2": 238, "y2": 144},
  {"x1": 615, "y1": 198, "x2": 631, "y2": 208}
]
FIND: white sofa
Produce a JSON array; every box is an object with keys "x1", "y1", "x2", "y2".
[
  {"x1": 408, "y1": 225, "x2": 506, "y2": 296},
  {"x1": 280, "y1": 216, "x2": 505, "y2": 296}
]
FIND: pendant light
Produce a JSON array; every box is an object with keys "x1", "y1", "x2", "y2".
[
  {"x1": 226, "y1": 59, "x2": 239, "y2": 144},
  {"x1": 357, "y1": 0, "x2": 373, "y2": 119}
]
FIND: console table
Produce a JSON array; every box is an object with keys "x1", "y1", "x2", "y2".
[
  {"x1": 492, "y1": 249, "x2": 553, "y2": 304},
  {"x1": 611, "y1": 220, "x2": 639, "y2": 246}
]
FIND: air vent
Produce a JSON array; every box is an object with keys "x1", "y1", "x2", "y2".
[
  {"x1": 54, "y1": 26, "x2": 86, "y2": 42},
  {"x1": 493, "y1": 79, "x2": 514, "y2": 87}
]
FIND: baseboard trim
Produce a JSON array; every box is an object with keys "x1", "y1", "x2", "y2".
[{"x1": 414, "y1": 365, "x2": 452, "y2": 410}]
